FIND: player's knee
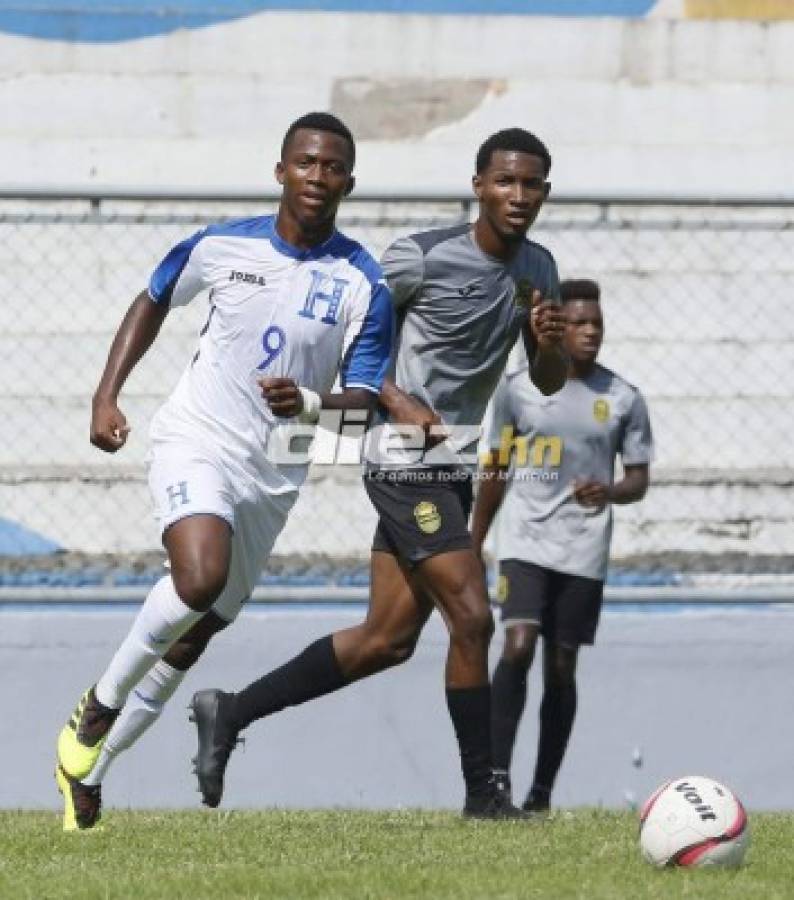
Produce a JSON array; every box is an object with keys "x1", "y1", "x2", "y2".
[
  {"x1": 503, "y1": 624, "x2": 537, "y2": 666},
  {"x1": 436, "y1": 569, "x2": 493, "y2": 645},
  {"x1": 172, "y1": 562, "x2": 228, "y2": 611},
  {"x1": 384, "y1": 639, "x2": 417, "y2": 667},
  {"x1": 363, "y1": 634, "x2": 417, "y2": 670},
  {"x1": 392, "y1": 635, "x2": 420, "y2": 665},
  {"x1": 502, "y1": 637, "x2": 535, "y2": 669},
  {"x1": 449, "y1": 598, "x2": 494, "y2": 646}
]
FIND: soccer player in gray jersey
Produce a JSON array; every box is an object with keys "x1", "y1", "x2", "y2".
[
  {"x1": 472, "y1": 278, "x2": 653, "y2": 813},
  {"x1": 190, "y1": 128, "x2": 568, "y2": 819}
]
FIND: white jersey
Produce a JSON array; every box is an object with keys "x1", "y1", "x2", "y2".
[{"x1": 147, "y1": 215, "x2": 394, "y2": 494}]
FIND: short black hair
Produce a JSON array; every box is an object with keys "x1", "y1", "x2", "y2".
[
  {"x1": 475, "y1": 128, "x2": 552, "y2": 176},
  {"x1": 560, "y1": 278, "x2": 601, "y2": 303},
  {"x1": 281, "y1": 112, "x2": 356, "y2": 167}
]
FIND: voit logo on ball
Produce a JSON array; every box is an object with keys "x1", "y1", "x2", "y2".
[{"x1": 639, "y1": 775, "x2": 750, "y2": 868}]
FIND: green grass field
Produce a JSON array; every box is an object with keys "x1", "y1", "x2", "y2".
[{"x1": 1, "y1": 809, "x2": 791, "y2": 899}]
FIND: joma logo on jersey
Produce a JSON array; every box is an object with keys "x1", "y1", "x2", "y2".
[
  {"x1": 299, "y1": 270, "x2": 348, "y2": 325},
  {"x1": 483, "y1": 426, "x2": 563, "y2": 468},
  {"x1": 229, "y1": 270, "x2": 267, "y2": 286}
]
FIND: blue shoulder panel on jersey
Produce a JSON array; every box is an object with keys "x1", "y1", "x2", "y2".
[
  {"x1": 329, "y1": 236, "x2": 394, "y2": 393},
  {"x1": 334, "y1": 235, "x2": 395, "y2": 391},
  {"x1": 148, "y1": 228, "x2": 205, "y2": 306},
  {"x1": 328, "y1": 233, "x2": 384, "y2": 286},
  {"x1": 203, "y1": 215, "x2": 275, "y2": 240},
  {"x1": 148, "y1": 215, "x2": 273, "y2": 305},
  {"x1": 340, "y1": 280, "x2": 395, "y2": 394}
]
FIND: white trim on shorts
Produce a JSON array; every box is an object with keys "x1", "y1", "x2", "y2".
[{"x1": 501, "y1": 616, "x2": 542, "y2": 628}]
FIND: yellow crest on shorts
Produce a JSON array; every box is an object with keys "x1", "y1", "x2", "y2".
[
  {"x1": 414, "y1": 501, "x2": 441, "y2": 534},
  {"x1": 496, "y1": 574, "x2": 509, "y2": 604},
  {"x1": 593, "y1": 398, "x2": 610, "y2": 423}
]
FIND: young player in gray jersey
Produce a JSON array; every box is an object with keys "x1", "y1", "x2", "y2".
[
  {"x1": 471, "y1": 278, "x2": 653, "y2": 812},
  {"x1": 190, "y1": 128, "x2": 568, "y2": 819}
]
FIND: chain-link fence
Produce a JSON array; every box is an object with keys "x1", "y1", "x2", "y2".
[{"x1": 1, "y1": 191, "x2": 792, "y2": 592}]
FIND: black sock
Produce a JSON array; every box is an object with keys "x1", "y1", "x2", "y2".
[
  {"x1": 231, "y1": 635, "x2": 347, "y2": 731},
  {"x1": 491, "y1": 658, "x2": 529, "y2": 772},
  {"x1": 446, "y1": 685, "x2": 494, "y2": 798},
  {"x1": 532, "y1": 680, "x2": 577, "y2": 794}
]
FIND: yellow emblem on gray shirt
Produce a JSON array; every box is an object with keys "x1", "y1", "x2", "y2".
[
  {"x1": 414, "y1": 501, "x2": 442, "y2": 534},
  {"x1": 593, "y1": 398, "x2": 610, "y2": 423},
  {"x1": 496, "y1": 574, "x2": 509, "y2": 604}
]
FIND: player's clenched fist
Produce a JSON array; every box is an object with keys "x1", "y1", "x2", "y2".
[
  {"x1": 90, "y1": 396, "x2": 131, "y2": 453},
  {"x1": 530, "y1": 289, "x2": 566, "y2": 349},
  {"x1": 258, "y1": 376, "x2": 303, "y2": 417},
  {"x1": 380, "y1": 380, "x2": 448, "y2": 449}
]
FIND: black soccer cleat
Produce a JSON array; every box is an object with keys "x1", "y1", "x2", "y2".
[
  {"x1": 522, "y1": 787, "x2": 551, "y2": 814},
  {"x1": 463, "y1": 789, "x2": 532, "y2": 821},
  {"x1": 56, "y1": 764, "x2": 103, "y2": 832},
  {"x1": 188, "y1": 689, "x2": 242, "y2": 808}
]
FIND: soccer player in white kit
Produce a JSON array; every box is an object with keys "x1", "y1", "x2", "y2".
[{"x1": 54, "y1": 113, "x2": 394, "y2": 831}]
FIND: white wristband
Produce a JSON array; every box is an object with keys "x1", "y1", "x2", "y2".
[{"x1": 297, "y1": 387, "x2": 322, "y2": 424}]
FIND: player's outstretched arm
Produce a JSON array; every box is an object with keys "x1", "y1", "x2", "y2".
[
  {"x1": 525, "y1": 290, "x2": 567, "y2": 396},
  {"x1": 470, "y1": 455, "x2": 509, "y2": 561},
  {"x1": 91, "y1": 290, "x2": 169, "y2": 453}
]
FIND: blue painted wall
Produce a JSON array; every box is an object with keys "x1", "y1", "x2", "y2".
[
  {"x1": 0, "y1": 518, "x2": 61, "y2": 555},
  {"x1": 1, "y1": 1, "x2": 657, "y2": 43}
]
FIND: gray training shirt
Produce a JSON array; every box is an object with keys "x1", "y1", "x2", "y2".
[
  {"x1": 370, "y1": 224, "x2": 560, "y2": 469},
  {"x1": 484, "y1": 360, "x2": 653, "y2": 580}
]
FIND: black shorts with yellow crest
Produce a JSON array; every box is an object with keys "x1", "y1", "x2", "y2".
[
  {"x1": 496, "y1": 559, "x2": 604, "y2": 647},
  {"x1": 364, "y1": 469, "x2": 473, "y2": 565}
]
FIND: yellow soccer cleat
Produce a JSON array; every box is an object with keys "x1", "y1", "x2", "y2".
[
  {"x1": 57, "y1": 687, "x2": 119, "y2": 780},
  {"x1": 55, "y1": 765, "x2": 103, "y2": 832}
]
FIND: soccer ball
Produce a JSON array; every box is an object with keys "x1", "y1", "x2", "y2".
[{"x1": 639, "y1": 775, "x2": 750, "y2": 868}]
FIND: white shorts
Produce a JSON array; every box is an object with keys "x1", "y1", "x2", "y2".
[{"x1": 147, "y1": 440, "x2": 297, "y2": 623}]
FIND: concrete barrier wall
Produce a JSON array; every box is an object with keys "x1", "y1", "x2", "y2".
[
  {"x1": 4, "y1": 604, "x2": 793, "y2": 811},
  {"x1": 2, "y1": 13, "x2": 793, "y2": 195}
]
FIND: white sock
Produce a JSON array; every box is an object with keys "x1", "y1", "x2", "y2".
[
  {"x1": 82, "y1": 660, "x2": 185, "y2": 786},
  {"x1": 94, "y1": 575, "x2": 202, "y2": 710}
]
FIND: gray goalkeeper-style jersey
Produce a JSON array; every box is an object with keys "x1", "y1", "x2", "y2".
[
  {"x1": 371, "y1": 224, "x2": 560, "y2": 469},
  {"x1": 485, "y1": 359, "x2": 653, "y2": 581}
]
